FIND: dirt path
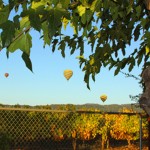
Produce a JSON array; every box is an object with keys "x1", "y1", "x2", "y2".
[{"x1": 108, "y1": 145, "x2": 148, "y2": 150}]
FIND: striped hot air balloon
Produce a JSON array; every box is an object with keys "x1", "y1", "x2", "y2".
[
  {"x1": 4, "y1": 73, "x2": 9, "y2": 78},
  {"x1": 64, "y1": 69, "x2": 73, "y2": 81},
  {"x1": 100, "y1": 94, "x2": 107, "y2": 102}
]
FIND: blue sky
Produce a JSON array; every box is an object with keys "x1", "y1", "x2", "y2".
[
  {"x1": 0, "y1": 7, "x2": 143, "y2": 106},
  {"x1": 0, "y1": 28, "x2": 143, "y2": 106}
]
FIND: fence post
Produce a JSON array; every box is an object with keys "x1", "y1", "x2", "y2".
[
  {"x1": 139, "y1": 115, "x2": 142, "y2": 150},
  {"x1": 148, "y1": 117, "x2": 150, "y2": 150}
]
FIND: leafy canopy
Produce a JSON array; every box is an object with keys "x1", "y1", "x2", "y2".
[{"x1": 0, "y1": 0, "x2": 150, "y2": 89}]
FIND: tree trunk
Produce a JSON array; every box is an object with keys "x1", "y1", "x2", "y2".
[
  {"x1": 127, "y1": 139, "x2": 131, "y2": 147},
  {"x1": 72, "y1": 139, "x2": 76, "y2": 150},
  {"x1": 106, "y1": 138, "x2": 109, "y2": 149},
  {"x1": 139, "y1": 66, "x2": 150, "y2": 116},
  {"x1": 101, "y1": 140, "x2": 104, "y2": 150}
]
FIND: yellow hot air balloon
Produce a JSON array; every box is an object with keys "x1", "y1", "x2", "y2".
[
  {"x1": 64, "y1": 69, "x2": 73, "y2": 81},
  {"x1": 100, "y1": 94, "x2": 107, "y2": 102}
]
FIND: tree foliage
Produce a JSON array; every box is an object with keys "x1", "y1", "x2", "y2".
[{"x1": 0, "y1": 0, "x2": 150, "y2": 88}]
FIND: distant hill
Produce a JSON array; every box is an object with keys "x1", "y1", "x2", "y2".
[
  {"x1": 75, "y1": 103, "x2": 143, "y2": 112},
  {"x1": 50, "y1": 103, "x2": 143, "y2": 112},
  {"x1": 0, "y1": 103, "x2": 144, "y2": 113}
]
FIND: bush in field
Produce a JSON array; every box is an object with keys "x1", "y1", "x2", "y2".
[
  {"x1": 72, "y1": 112, "x2": 116, "y2": 150},
  {"x1": 0, "y1": 106, "x2": 149, "y2": 150},
  {"x1": 97, "y1": 114, "x2": 116, "y2": 149},
  {"x1": 73, "y1": 113, "x2": 100, "y2": 140},
  {"x1": 0, "y1": 130, "x2": 11, "y2": 150},
  {"x1": 110, "y1": 108, "x2": 140, "y2": 146},
  {"x1": 142, "y1": 117, "x2": 149, "y2": 139}
]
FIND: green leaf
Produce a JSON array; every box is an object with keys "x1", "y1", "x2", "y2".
[
  {"x1": 29, "y1": 9, "x2": 41, "y2": 32},
  {"x1": 114, "y1": 66, "x2": 120, "y2": 76},
  {"x1": 126, "y1": 5, "x2": 133, "y2": 15},
  {"x1": 0, "y1": 20, "x2": 15, "y2": 47},
  {"x1": 110, "y1": 6, "x2": 118, "y2": 20},
  {"x1": 81, "y1": 12, "x2": 87, "y2": 24},
  {"x1": 6, "y1": 50, "x2": 9, "y2": 58},
  {"x1": 140, "y1": 18, "x2": 147, "y2": 28},
  {"x1": 22, "y1": 52, "x2": 33, "y2": 72},
  {"x1": 51, "y1": 0, "x2": 59, "y2": 6},
  {"x1": 52, "y1": 39, "x2": 58, "y2": 52},
  {"x1": 92, "y1": 73, "x2": 95, "y2": 82},
  {"x1": 69, "y1": 37, "x2": 77, "y2": 55},
  {"x1": 121, "y1": 58, "x2": 129, "y2": 69},
  {"x1": 118, "y1": 11, "x2": 124, "y2": 18},
  {"x1": 128, "y1": 58, "x2": 135, "y2": 72},
  {"x1": 21, "y1": 1, "x2": 28, "y2": 11},
  {"x1": 8, "y1": 32, "x2": 32, "y2": 55},
  {"x1": 41, "y1": 21, "x2": 51, "y2": 46},
  {"x1": 70, "y1": 17, "x2": 78, "y2": 34},
  {"x1": 48, "y1": 8, "x2": 68, "y2": 38},
  {"x1": 0, "y1": 0, "x2": 3, "y2": 8},
  {"x1": 135, "y1": 5, "x2": 141, "y2": 18},
  {"x1": 121, "y1": 47, "x2": 126, "y2": 56},
  {"x1": 88, "y1": 30, "x2": 96, "y2": 52},
  {"x1": 58, "y1": 40, "x2": 66, "y2": 57},
  {"x1": 137, "y1": 54, "x2": 142, "y2": 66},
  {"x1": 13, "y1": 15, "x2": 20, "y2": 29},
  {"x1": 15, "y1": 5, "x2": 19, "y2": 12},
  {"x1": 134, "y1": 24, "x2": 141, "y2": 41},
  {"x1": 128, "y1": 63, "x2": 134, "y2": 72},
  {"x1": 83, "y1": 26, "x2": 87, "y2": 37},
  {"x1": 77, "y1": 36, "x2": 84, "y2": 55},
  {"x1": 0, "y1": 5, "x2": 9, "y2": 24},
  {"x1": 86, "y1": 9, "x2": 93, "y2": 22},
  {"x1": 61, "y1": 0, "x2": 70, "y2": 9},
  {"x1": 84, "y1": 72, "x2": 90, "y2": 90},
  {"x1": 81, "y1": 9, "x2": 93, "y2": 25}
]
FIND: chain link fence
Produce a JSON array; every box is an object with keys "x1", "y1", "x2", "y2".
[{"x1": 0, "y1": 107, "x2": 149, "y2": 150}]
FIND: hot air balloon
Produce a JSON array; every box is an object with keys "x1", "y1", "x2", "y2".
[
  {"x1": 4, "y1": 73, "x2": 9, "y2": 78},
  {"x1": 64, "y1": 69, "x2": 73, "y2": 81},
  {"x1": 100, "y1": 94, "x2": 107, "y2": 102}
]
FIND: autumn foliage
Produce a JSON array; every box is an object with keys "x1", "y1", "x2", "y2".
[{"x1": 0, "y1": 106, "x2": 148, "y2": 149}]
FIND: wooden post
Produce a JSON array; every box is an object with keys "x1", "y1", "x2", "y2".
[
  {"x1": 148, "y1": 117, "x2": 150, "y2": 150},
  {"x1": 139, "y1": 115, "x2": 142, "y2": 150}
]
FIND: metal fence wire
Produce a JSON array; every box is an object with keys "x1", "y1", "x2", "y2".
[{"x1": 0, "y1": 107, "x2": 149, "y2": 150}]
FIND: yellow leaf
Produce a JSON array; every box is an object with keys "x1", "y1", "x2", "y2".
[
  {"x1": 31, "y1": 0, "x2": 45, "y2": 10},
  {"x1": 76, "y1": 55, "x2": 84, "y2": 59},
  {"x1": 96, "y1": 31, "x2": 101, "y2": 38},
  {"x1": 70, "y1": 22, "x2": 77, "y2": 34},
  {"x1": 62, "y1": 17, "x2": 69, "y2": 30},
  {"x1": 96, "y1": 12, "x2": 102, "y2": 17},
  {"x1": 77, "y1": 5, "x2": 86, "y2": 16},
  {"x1": 90, "y1": 0, "x2": 98, "y2": 12},
  {"x1": 20, "y1": 16, "x2": 30, "y2": 29},
  {"x1": 93, "y1": 26, "x2": 98, "y2": 31},
  {"x1": 89, "y1": 57, "x2": 95, "y2": 65},
  {"x1": 145, "y1": 46, "x2": 150, "y2": 55}
]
